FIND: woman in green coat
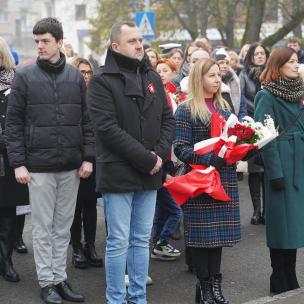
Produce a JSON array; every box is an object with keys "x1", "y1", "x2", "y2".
[{"x1": 254, "y1": 47, "x2": 304, "y2": 295}]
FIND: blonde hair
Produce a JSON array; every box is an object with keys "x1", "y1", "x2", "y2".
[
  {"x1": 0, "y1": 37, "x2": 15, "y2": 70},
  {"x1": 188, "y1": 58, "x2": 229, "y2": 122}
]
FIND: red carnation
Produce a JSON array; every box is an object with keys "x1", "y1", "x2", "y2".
[
  {"x1": 166, "y1": 81, "x2": 177, "y2": 93},
  {"x1": 228, "y1": 124, "x2": 255, "y2": 141}
]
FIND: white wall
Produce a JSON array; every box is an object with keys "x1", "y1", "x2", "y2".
[{"x1": 54, "y1": 0, "x2": 98, "y2": 58}]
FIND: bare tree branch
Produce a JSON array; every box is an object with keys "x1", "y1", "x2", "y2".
[{"x1": 262, "y1": 6, "x2": 304, "y2": 46}]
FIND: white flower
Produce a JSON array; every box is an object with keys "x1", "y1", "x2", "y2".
[
  {"x1": 242, "y1": 116, "x2": 255, "y2": 127},
  {"x1": 264, "y1": 114, "x2": 278, "y2": 136}
]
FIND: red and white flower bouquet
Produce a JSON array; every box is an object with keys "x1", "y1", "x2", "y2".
[{"x1": 164, "y1": 113, "x2": 278, "y2": 205}]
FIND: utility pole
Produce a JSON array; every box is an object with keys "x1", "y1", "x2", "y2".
[{"x1": 144, "y1": 0, "x2": 150, "y2": 10}]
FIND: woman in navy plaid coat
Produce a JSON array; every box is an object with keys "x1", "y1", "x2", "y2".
[{"x1": 174, "y1": 59, "x2": 241, "y2": 304}]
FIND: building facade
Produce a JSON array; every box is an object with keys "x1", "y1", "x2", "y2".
[{"x1": 0, "y1": 0, "x2": 98, "y2": 60}]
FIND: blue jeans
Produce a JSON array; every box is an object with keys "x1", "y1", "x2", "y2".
[
  {"x1": 103, "y1": 191, "x2": 157, "y2": 304},
  {"x1": 152, "y1": 187, "x2": 182, "y2": 244}
]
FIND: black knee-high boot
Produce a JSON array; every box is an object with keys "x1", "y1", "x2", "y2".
[
  {"x1": 248, "y1": 173, "x2": 262, "y2": 225},
  {"x1": 269, "y1": 248, "x2": 289, "y2": 294},
  {"x1": 212, "y1": 274, "x2": 229, "y2": 304},
  {"x1": 71, "y1": 199, "x2": 88, "y2": 269},
  {"x1": 14, "y1": 215, "x2": 27, "y2": 253},
  {"x1": 284, "y1": 249, "x2": 300, "y2": 291},
  {"x1": 196, "y1": 278, "x2": 214, "y2": 304},
  {"x1": 83, "y1": 199, "x2": 103, "y2": 267},
  {"x1": 0, "y1": 215, "x2": 20, "y2": 282}
]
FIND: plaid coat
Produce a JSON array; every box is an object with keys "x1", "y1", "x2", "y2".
[{"x1": 174, "y1": 102, "x2": 241, "y2": 248}]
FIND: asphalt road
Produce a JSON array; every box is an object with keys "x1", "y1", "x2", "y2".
[{"x1": 1, "y1": 174, "x2": 304, "y2": 304}]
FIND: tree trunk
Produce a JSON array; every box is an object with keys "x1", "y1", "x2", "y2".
[
  {"x1": 262, "y1": 7, "x2": 304, "y2": 47},
  {"x1": 165, "y1": 0, "x2": 198, "y2": 39},
  {"x1": 242, "y1": 0, "x2": 266, "y2": 45},
  {"x1": 292, "y1": 0, "x2": 302, "y2": 38},
  {"x1": 196, "y1": 0, "x2": 210, "y2": 37},
  {"x1": 225, "y1": 3, "x2": 235, "y2": 48}
]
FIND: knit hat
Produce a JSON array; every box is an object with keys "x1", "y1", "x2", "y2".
[{"x1": 213, "y1": 48, "x2": 229, "y2": 61}]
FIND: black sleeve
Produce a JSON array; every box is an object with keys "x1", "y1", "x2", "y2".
[
  {"x1": 5, "y1": 72, "x2": 27, "y2": 168},
  {"x1": 80, "y1": 78, "x2": 95, "y2": 162},
  {"x1": 153, "y1": 76, "x2": 175, "y2": 161}
]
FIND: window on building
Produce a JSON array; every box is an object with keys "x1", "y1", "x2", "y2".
[
  {"x1": 0, "y1": 12, "x2": 8, "y2": 23},
  {"x1": 0, "y1": 0, "x2": 8, "y2": 8},
  {"x1": 75, "y1": 4, "x2": 86, "y2": 21}
]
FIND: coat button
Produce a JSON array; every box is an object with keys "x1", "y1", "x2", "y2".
[
  {"x1": 141, "y1": 116, "x2": 145, "y2": 120},
  {"x1": 132, "y1": 97, "x2": 137, "y2": 101},
  {"x1": 1, "y1": 115, "x2": 5, "y2": 118}
]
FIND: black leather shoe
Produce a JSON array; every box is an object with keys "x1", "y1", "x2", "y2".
[
  {"x1": 40, "y1": 285, "x2": 62, "y2": 304},
  {"x1": 0, "y1": 259, "x2": 20, "y2": 282},
  {"x1": 84, "y1": 243, "x2": 103, "y2": 268},
  {"x1": 72, "y1": 244, "x2": 88, "y2": 269},
  {"x1": 14, "y1": 238, "x2": 28, "y2": 254},
  {"x1": 55, "y1": 281, "x2": 85, "y2": 302}
]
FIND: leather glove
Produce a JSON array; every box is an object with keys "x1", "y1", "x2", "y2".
[
  {"x1": 270, "y1": 178, "x2": 285, "y2": 190},
  {"x1": 209, "y1": 154, "x2": 226, "y2": 171},
  {"x1": 242, "y1": 149, "x2": 258, "y2": 161}
]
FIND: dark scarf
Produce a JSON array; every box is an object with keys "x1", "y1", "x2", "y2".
[
  {"x1": 36, "y1": 52, "x2": 66, "y2": 74},
  {"x1": 248, "y1": 64, "x2": 264, "y2": 81},
  {"x1": 222, "y1": 70, "x2": 234, "y2": 85},
  {"x1": 110, "y1": 48, "x2": 148, "y2": 73},
  {"x1": 0, "y1": 68, "x2": 15, "y2": 92},
  {"x1": 247, "y1": 64, "x2": 264, "y2": 91},
  {"x1": 262, "y1": 78, "x2": 304, "y2": 103}
]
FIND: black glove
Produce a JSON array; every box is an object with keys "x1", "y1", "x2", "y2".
[
  {"x1": 270, "y1": 178, "x2": 285, "y2": 191},
  {"x1": 242, "y1": 149, "x2": 257, "y2": 161},
  {"x1": 209, "y1": 154, "x2": 226, "y2": 171}
]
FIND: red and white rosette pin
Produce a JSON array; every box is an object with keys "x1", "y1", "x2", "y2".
[{"x1": 148, "y1": 83, "x2": 155, "y2": 94}]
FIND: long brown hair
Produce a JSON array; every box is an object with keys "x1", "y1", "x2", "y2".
[
  {"x1": 260, "y1": 47, "x2": 297, "y2": 81},
  {"x1": 188, "y1": 58, "x2": 229, "y2": 122}
]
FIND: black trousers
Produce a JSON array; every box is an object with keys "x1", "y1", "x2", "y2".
[
  {"x1": 70, "y1": 198, "x2": 97, "y2": 245},
  {"x1": 248, "y1": 172, "x2": 265, "y2": 215},
  {"x1": 269, "y1": 248, "x2": 299, "y2": 294},
  {"x1": 191, "y1": 247, "x2": 222, "y2": 280},
  {"x1": 0, "y1": 206, "x2": 16, "y2": 259},
  {"x1": 15, "y1": 214, "x2": 25, "y2": 240}
]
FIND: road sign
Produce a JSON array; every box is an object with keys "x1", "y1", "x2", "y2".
[{"x1": 135, "y1": 11, "x2": 155, "y2": 39}]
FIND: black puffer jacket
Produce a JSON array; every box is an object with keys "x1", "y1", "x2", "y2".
[
  {"x1": 87, "y1": 48, "x2": 175, "y2": 193},
  {"x1": 6, "y1": 55, "x2": 95, "y2": 172},
  {"x1": 0, "y1": 90, "x2": 29, "y2": 207}
]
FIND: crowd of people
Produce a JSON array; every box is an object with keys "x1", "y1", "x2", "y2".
[{"x1": 1, "y1": 16, "x2": 304, "y2": 304}]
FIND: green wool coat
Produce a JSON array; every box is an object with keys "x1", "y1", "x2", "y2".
[{"x1": 254, "y1": 89, "x2": 304, "y2": 249}]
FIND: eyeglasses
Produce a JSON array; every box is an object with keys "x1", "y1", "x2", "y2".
[
  {"x1": 80, "y1": 70, "x2": 93, "y2": 76},
  {"x1": 254, "y1": 51, "x2": 266, "y2": 57}
]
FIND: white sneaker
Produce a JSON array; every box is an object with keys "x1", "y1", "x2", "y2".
[{"x1": 124, "y1": 275, "x2": 153, "y2": 287}]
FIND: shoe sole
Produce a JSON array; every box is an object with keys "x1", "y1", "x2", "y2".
[
  {"x1": 72, "y1": 261, "x2": 89, "y2": 269},
  {"x1": 153, "y1": 249, "x2": 181, "y2": 257},
  {"x1": 3, "y1": 275, "x2": 20, "y2": 282},
  {"x1": 40, "y1": 294, "x2": 62, "y2": 304},
  {"x1": 14, "y1": 248, "x2": 28, "y2": 254},
  {"x1": 151, "y1": 253, "x2": 177, "y2": 261},
  {"x1": 88, "y1": 261, "x2": 103, "y2": 268}
]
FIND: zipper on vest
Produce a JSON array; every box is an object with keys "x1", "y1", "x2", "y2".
[{"x1": 52, "y1": 73, "x2": 60, "y2": 166}]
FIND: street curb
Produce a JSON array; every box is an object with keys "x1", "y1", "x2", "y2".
[{"x1": 242, "y1": 288, "x2": 304, "y2": 304}]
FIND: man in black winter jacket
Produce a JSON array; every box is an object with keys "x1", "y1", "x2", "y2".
[
  {"x1": 5, "y1": 18, "x2": 94, "y2": 304},
  {"x1": 87, "y1": 21, "x2": 175, "y2": 303}
]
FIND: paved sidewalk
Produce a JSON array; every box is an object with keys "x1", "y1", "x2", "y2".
[
  {"x1": 2, "y1": 175, "x2": 304, "y2": 303},
  {"x1": 243, "y1": 288, "x2": 304, "y2": 304}
]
